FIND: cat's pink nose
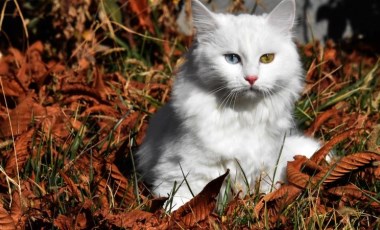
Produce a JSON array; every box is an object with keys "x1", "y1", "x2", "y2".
[{"x1": 245, "y1": 75, "x2": 258, "y2": 85}]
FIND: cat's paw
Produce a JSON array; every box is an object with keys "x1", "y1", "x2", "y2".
[
  {"x1": 164, "y1": 195, "x2": 191, "y2": 212},
  {"x1": 283, "y1": 135, "x2": 321, "y2": 159}
]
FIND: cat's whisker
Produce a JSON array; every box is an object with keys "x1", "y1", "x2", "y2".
[
  {"x1": 227, "y1": 91, "x2": 238, "y2": 110},
  {"x1": 207, "y1": 85, "x2": 229, "y2": 96},
  {"x1": 232, "y1": 91, "x2": 240, "y2": 111},
  {"x1": 227, "y1": 89, "x2": 238, "y2": 111},
  {"x1": 218, "y1": 90, "x2": 234, "y2": 112}
]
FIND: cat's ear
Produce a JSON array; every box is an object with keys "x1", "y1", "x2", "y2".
[
  {"x1": 267, "y1": 0, "x2": 295, "y2": 34},
  {"x1": 191, "y1": 0, "x2": 217, "y2": 34}
]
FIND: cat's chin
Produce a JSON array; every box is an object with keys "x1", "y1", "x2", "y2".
[{"x1": 239, "y1": 87, "x2": 265, "y2": 99}]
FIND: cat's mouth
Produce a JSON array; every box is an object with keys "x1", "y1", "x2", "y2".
[
  {"x1": 241, "y1": 86, "x2": 262, "y2": 94},
  {"x1": 234, "y1": 86, "x2": 264, "y2": 99}
]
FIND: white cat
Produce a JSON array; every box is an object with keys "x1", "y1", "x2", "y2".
[{"x1": 136, "y1": 0, "x2": 320, "y2": 210}]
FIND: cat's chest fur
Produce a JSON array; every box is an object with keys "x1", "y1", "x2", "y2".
[
  {"x1": 195, "y1": 110, "x2": 283, "y2": 185},
  {"x1": 173, "y1": 81, "x2": 290, "y2": 172}
]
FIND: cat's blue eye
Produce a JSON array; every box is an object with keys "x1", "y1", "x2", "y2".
[{"x1": 224, "y1": 54, "x2": 241, "y2": 64}]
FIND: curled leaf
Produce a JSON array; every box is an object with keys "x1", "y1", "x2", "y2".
[
  {"x1": 171, "y1": 170, "x2": 229, "y2": 228},
  {"x1": 286, "y1": 155, "x2": 311, "y2": 189},
  {"x1": 306, "y1": 107, "x2": 339, "y2": 136},
  {"x1": 310, "y1": 129, "x2": 359, "y2": 164},
  {"x1": 328, "y1": 184, "x2": 380, "y2": 210},
  {"x1": 322, "y1": 152, "x2": 380, "y2": 184},
  {"x1": 254, "y1": 185, "x2": 301, "y2": 222}
]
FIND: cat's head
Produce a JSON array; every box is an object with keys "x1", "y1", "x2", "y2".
[{"x1": 186, "y1": 0, "x2": 303, "y2": 103}]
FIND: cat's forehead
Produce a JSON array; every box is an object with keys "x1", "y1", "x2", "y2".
[
  {"x1": 212, "y1": 13, "x2": 281, "y2": 50},
  {"x1": 217, "y1": 13, "x2": 265, "y2": 27}
]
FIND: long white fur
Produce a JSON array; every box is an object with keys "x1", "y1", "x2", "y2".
[{"x1": 136, "y1": 0, "x2": 321, "y2": 210}]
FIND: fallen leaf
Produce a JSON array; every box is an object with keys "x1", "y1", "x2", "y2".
[
  {"x1": 59, "y1": 170, "x2": 84, "y2": 202},
  {"x1": 105, "y1": 163, "x2": 136, "y2": 204},
  {"x1": 53, "y1": 214, "x2": 72, "y2": 230},
  {"x1": 286, "y1": 155, "x2": 312, "y2": 188},
  {"x1": 171, "y1": 170, "x2": 229, "y2": 228},
  {"x1": 9, "y1": 192, "x2": 22, "y2": 228},
  {"x1": 93, "y1": 68, "x2": 108, "y2": 100},
  {"x1": 306, "y1": 107, "x2": 339, "y2": 136},
  {"x1": 310, "y1": 129, "x2": 359, "y2": 164},
  {"x1": 128, "y1": 0, "x2": 155, "y2": 34},
  {"x1": 0, "y1": 206, "x2": 16, "y2": 230},
  {"x1": 328, "y1": 184, "x2": 380, "y2": 210},
  {"x1": 254, "y1": 185, "x2": 301, "y2": 219},
  {"x1": 321, "y1": 152, "x2": 380, "y2": 184},
  {"x1": 0, "y1": 76, "x2": 25, "y2": 97},
  {"x1": 105, "y1": 210, "x2": 154, "y2": 228},
  {"x1": 0, "y1": 95, "x2": 44, "y2": 137},
  {"x1": 5, "y1": 128, "x2": 35, "y2": 177}
]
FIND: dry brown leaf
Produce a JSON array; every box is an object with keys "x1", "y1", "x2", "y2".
[
  {"x1": 0, "y1": 56, "x2": 10, "y2": 75},
  {"x1": 0, "y1": 95, "x2": 45, "y2": 137},
  {"x1": 5, "y1": 128, "x2": 35, "y2": 177},
  {"x1": 105, "y1": 210, "x2": 154, "y2": 228},
  {"x1": 254, "y1": 185, "x2": 301, "y2": 218},
  {"x1": 128, "y1": 0, "x2": 155, "y2": 34},
  {"x1": 9, "y1": 190, "x2": 28, "y2": 230},
  {"x1": 28, "y1": 41, "x2": 44, "y2": 53},
  {"x1": 0, "y1": 76, "x2": 25, "y2": 97},
  {"x1": 93, "y1": 68, "x2": 108, "y2": 100},
  {"x1": 61, "y1": 95, "x2": 100, "y2": 106},
  {"x1": 59, "y1": 170, "x2": 84, "y2": 202},
  {"x1": 60, "y1": 84, "x2": 106, "y2": 103},
  {"x1": 310, "y1": 129, "x2": 359, "y2": 164},
  {"x1": 9, "y1": 182, "x2": 38, "y2": 229},
  {"x1": 94, "y1": 178, "x2": 111, "y2": 217},
  {"x1": 75, "y1": 212, "x2": 88, "y2": 230},
  {"x1": 41, "y1": 106, "x2": 77, "y2": 140},
  {"x1": 26, "y1": 41, "x2": 48, "y2": 84},
  {"x1": 8, "y1": 48, "x2": 24, "y2": 70},
  {"x1": 328, "y1": 184, "x2": 369, "y2": 200},
  {"x1": 306, "y1": 108, "x2": 339, "y2": 136},
  {"x1": 6, "y1": 42, "x2": 47, "y2": 93},
  {"x1": 105, "y1": 163, "x2": 136, "y2": 204},
  {"x1": 328, "y1": 184, "x2": 380, "y2": 210},
  {"x1": 322, "y1": 152, "x2": 380, "y2": 184},
  {"x1": 171, "y1": 170, "x2": 229, "y2": 228},
  {"x1": 82, "y1": 104, "x2": 117, "y2": 117},
  {"x1": 0, "y1": 207, "x2": 16, "y2": 230},
  {"x1": 286, "y1": 155, "x2": 311, "y2": 188},
  {"x1": 53, "y1": 214, "x2": 73, "y2": 230}
]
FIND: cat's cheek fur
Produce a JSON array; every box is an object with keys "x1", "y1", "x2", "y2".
[{"x1": 258, "y1": 45, "x2": 301, "y2": 90}]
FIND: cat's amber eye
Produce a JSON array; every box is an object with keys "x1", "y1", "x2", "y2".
[
  {"x1": 259, "y1": 53, "x2": 275, "y2": 64},
  {"x1": 225, "y1": 53, "x2": 241, "y2": 64}
]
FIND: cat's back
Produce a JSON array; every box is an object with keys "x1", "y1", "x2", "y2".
[{"x1": 136, "y1": 103, "x2": 186, "y2": 178}]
